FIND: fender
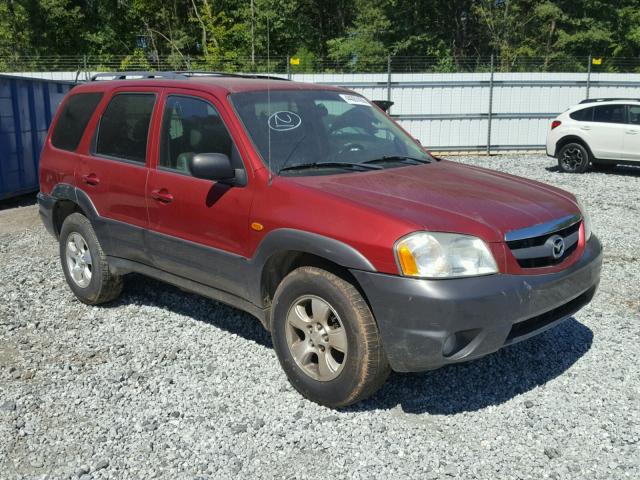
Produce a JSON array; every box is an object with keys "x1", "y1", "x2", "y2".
[
  {"x1": 246, "y1": 228, "x2": 376, "y2": 305},
  {"x1": 51, "y1": 184, "x2": 101, "y2": 221},
  {"x1": 555, "y1": 135, "x2": 594, "y2": 159},
  {"x1": 47, "y1": 184, "x2": 111, "y2": 251}
]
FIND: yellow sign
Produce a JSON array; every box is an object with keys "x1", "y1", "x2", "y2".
[
  {"x1": 290, "y1": 57, "x2": 300, "y2": 65},
  {"x1": 592, "y1": 57, "x2": 602, "y2": 65}
]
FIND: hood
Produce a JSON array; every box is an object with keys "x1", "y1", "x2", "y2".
[{"x1": 287, "y1": 160, "x2": 579, "y2": 243}]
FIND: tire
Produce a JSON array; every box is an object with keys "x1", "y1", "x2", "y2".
[
  {"x1": 59, "y1": 212, "x2": 123, "y2": 305},
  {"x1": 271, "y1": 267, "x2": 390, "y2": 407},
  {"x1": 592, "y1": 162, "x2": 617, "y2": 172},
  {"x1": 557, "y1": 142, "x2": 590, "y2": 173}
]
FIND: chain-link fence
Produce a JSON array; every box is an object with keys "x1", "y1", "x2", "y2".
[
  {"x1": 2, "y1": 54, "x2": 640, "y2": 153},
  {"x1": 3, "y1": 54, "x2": 640, "y2": 76}
]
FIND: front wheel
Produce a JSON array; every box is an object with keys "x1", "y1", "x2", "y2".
[
  {"x1": 558, "y1": 143, "x2": 590, "y2": 173},
  {"x1": 271, "y1": 267, "x2": 390, "y2": 407}
]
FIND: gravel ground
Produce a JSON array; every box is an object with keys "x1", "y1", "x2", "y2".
[{"x1": 1, "y1": 154, "x2": 639, "y2": 480}]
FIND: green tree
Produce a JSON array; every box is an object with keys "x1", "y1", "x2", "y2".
[{"x1": 327, "y1": 0, "x2": 391, "y2": 70}]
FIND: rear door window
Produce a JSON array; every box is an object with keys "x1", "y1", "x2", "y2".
[
  {"x1": 95, "y1": 93, "x2": 156, "y2": 163},
  {"x1": 593, "y1": 105, "x2": 626, "y2": 124},
  {"x1": 569, "y1": 107, "x2": 593, "y2": 122},
  {"x1": 51, "y1": 92, "x2": 103, "y2": 151}
]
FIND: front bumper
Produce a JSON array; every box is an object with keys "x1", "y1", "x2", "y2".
[{"x1": 352, "y1": 235, "x2": 603, "y2": 372}]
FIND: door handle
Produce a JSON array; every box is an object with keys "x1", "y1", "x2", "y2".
[
  {"x1": 626, "y1": 130, "x2": 639, "y2": 135},
  {"x1": 579, "y1": 126, "x2": 591, "y2": 131},
  {"x1": 81, "y1": 173, "x2": 100, "y2": 186},
  {"x1": 151, "y1": 188, "x2": 174, "y2": 204}
]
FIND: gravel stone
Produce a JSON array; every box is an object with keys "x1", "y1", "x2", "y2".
[
  {"x1": 0, "y1": 400, "x2": 17, "y2": 412},
  {"x1": 94, "y1": 458, "x2": 109, "y2": 471},
  {"x1": 75, "y1": 465, "x2": 90, "y2": 476},
  {"x1": 231, "y1": 423, "x2": 247, "y2": 434},
  {"x1": 0, "y1": 155, "x2": 638, "y2": 479},
  {"x1": 545, "y1": 447, "x2": 562, "y2": 459}
]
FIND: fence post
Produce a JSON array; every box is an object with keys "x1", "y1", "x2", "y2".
[
  {"x1": 586, "y1": 55, "x2": 592, "y2": 100},
  {"x1": 486, "y1": 54, "x2": 495, "y2": 156},
  {"x1": 82, "y1": 55, "x2": 88, "y2": 81},
  {"x1": 287, "y1": 54, "x2": 291, "y2": 80},
  {"x1": 386, "y1": 55, "x2": 392, "y2": 110}
]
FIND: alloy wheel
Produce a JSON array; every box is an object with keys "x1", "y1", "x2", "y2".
[
  {"x1": 285, "y1": 295, "x2": 348, "y2": 381},
  {"x1": 561, "y1": 147, "x2": 584, "y2": 171},
  {"x1": 65, "y1": 232, "x2": 93, "y2": 288}
]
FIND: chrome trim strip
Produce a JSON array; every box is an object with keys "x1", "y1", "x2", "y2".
[
  {"x1": 505, "y1": 214, "x2": 582, "y2": 242},
  {"x1": 511, "y1": 230, "x2": 579, "y2": 259}
]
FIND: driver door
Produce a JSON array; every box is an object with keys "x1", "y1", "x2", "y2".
[{"x1": 145, "y1": 90, "x2": 254, "y2": 297}]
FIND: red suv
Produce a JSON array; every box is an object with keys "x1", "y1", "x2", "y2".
[{"x1": 38, "y1": 72, "x2": 602, "y2": 407}]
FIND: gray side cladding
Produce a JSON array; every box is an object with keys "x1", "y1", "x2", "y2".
[{"x1": 46, "y1": 185, "x2": 376, "y2": 312}]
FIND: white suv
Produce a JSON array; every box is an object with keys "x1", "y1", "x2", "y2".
[{"x1": 546, "y1": 98, "x2": 640, "y2": 173}]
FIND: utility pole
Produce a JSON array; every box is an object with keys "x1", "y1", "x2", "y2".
[{"x1": 251, "y1": 0, "x2": 255, "y2": 69}]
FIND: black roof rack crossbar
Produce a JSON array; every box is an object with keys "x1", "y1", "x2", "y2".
[
  {"x1": 90, "y1": 71, "x2": 290, "y2": 82},
  {"x1": 91, "y1": 71, "x2": 188, "y2": 81},
  {"x1": 580, "y1": 98, "x2": 640, "y2": 104}
]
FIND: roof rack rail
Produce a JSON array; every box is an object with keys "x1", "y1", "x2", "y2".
[
  {"x1": 91, "y1": 71, "x2": 187, "y2": 81},
  {"x1": 580, "y1": 98, "x2": 640, "y2": 104},
  {"x1": 90, "y1": 71, "x2": 290, "y2": 82},
  {"x1": 177, "y1": 71, "x2": 290, "y2": 81}
]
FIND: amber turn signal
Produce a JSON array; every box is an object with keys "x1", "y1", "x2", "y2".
[{"x1": 397, "y1": 244, "x2": 419, "y2": 276}]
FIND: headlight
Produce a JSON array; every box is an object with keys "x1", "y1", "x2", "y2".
[
  {"x1": 575, "y1": 197, "x2": 592, "y2": 241},
  {"x1": 395, "y1": 232, "x2": 498, "y2": 278}
]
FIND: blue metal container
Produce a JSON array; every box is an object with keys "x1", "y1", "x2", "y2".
[{"x1": 0, "y1": 74, "x2": 73, "y2": 200}]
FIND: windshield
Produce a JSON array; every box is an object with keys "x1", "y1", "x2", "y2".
[{"x1": 230, "y1": 89, "x2": 431, "y2": 176}]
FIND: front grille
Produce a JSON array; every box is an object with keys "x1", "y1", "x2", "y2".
[
  {"x1": 505, "y1": 286, "x2": 596, "y2": 344},
  {"x1": 506, "y1": 215, "x2": 581, "y2": 268}
]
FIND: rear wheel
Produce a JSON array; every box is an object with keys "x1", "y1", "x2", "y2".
[
  {"x1": 59, "y1": 213, "x2": 123, "y2": 305},
  {"x1": 271, "y1": 267, "x2": 390, "y2": 407},
  {"x1": 558, "y1": 142, "x2": 590, "y2": 173}
]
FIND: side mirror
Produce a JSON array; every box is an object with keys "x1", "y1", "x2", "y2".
[
  {"x1": 372, "y1": 100, "x2": 394, "y2": 112},
  {"x1": 189, "y1": 153, "x2": 235, "y2": 182}
]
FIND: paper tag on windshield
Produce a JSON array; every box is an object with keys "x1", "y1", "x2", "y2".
[{"x1": 339, "y1": 94, "x2": 371, "y2": 106}]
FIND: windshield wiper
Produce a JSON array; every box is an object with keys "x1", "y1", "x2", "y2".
[
  {"x1": 278, "y1": 162, "x2": 383, "y2": 174},
  {"x1": 360, "y1": 155, "x2": 432, "y2": 166}
]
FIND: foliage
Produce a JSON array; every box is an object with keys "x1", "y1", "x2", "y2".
[{"x1": 0, "y1": 0, "x2": 639, "y2": 72}]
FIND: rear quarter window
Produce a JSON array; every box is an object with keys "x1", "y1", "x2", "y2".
[
  {"x1": 569, "y1": 107, "x2": 593, "y2": 122},
  {"x1": 51, "y1": 92, "x2": 103, "y2": 151}
]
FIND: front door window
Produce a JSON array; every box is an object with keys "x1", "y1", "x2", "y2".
[{"x1": 159, "y1": 95, "x2": 235, "y2": 175}]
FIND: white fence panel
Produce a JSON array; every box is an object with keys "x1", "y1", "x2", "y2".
[{"x1": 6, "y1": 70, "x2": 640, "y2": 152}]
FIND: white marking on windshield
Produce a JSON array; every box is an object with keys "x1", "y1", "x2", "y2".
[{"x1": 268, "y1": 111, "x2": 302, "y2": 131}]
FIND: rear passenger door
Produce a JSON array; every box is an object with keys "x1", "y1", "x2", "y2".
[
  {"x1": 588, "y1": 104, "x2": 626, "y2": 160},
  {"x1": 145, "y1": 90, "x2": 254, "y2": 297},
  {"x1": 76, "y1": 87, "x2": 161, "y2": 263},
  {"x1": 623, "y1": 104, "x2": 640, "y2": 162}
]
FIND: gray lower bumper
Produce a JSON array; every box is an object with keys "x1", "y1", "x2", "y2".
[{"x1": 352, "y1": 235, "x2": 603, "y2": 372}]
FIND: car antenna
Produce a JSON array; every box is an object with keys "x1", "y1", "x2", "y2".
[{"x1": 267, "y1": 13, "x2": 273, "y2": 186}]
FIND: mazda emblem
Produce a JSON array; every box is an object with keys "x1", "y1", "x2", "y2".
[{"x1": 547, "y1": 234, "x2": 565, "y2": 259}]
